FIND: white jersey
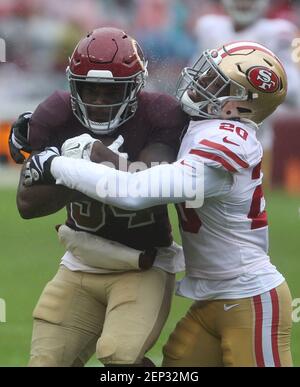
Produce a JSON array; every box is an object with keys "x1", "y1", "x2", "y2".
[
  {"x1": 177, "y1": 119, "x2": 267, "y2": 278},
  {"x1": 175, "y1": 119, "x2": 284, "y2": 298},
  {"x1": 194, "y1": 15, "x2": 300, "y2": 105}
]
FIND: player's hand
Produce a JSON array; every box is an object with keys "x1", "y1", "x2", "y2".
[
  {"x1": 23, "y1": 147, "x2": 60, "y2": 186},
  {"x1": 8, "y1": 112, "x2": 33, "y2": 164},
  {"x1": 61, "y1": 133, "x2": 100, "y2": 160},
  {"x1": 107, "y1": 135, "x2": 128, "y2": 159},
  {"x1": 139, "y1": 248, "x2": 157, "y2": 270}
]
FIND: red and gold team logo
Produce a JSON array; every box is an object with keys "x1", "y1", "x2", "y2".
[{"x1": 247, "y1": 66, "x2": 280, "y2": 93}]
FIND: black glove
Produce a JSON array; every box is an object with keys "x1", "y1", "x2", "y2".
[
  {"x1": 138, "y1": 248, "x2": 157, "y2": 270},
  {"x1": 8, "y1": 112, "x2": 33, "y2": 164},
  {"x1": 23, "y1": 147, "x2": 60, "y2": 186}
]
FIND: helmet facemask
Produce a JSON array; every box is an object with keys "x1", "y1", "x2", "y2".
[
  {"x1": 67, "y1": 68, "x2": 146, "y2": 135},
  {"x1": 177, "y1": 50, "x2": 248, "y2": 120}
]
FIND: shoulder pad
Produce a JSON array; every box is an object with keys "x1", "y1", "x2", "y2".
[{"x1": 187, "y1": 120, "x2": 262, "y2": 173}]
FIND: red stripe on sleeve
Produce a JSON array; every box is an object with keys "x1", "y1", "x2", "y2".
[
  {"x1": 252, "y1": 161, "x2": 262, "y2": 180},
  {"x1": 189, "y1": 149, "x2": 237, "y2": 172},
  {"x1": 200, "y1": 139, "x2": 249, "y2": 169}
]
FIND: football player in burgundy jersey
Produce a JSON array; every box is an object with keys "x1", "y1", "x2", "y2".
[
  {"x1": 11, "y1": 27, "x2": 189, "y2": 367},
  {"x1": 26, "y1": 41, "x2": 293, "y2": 366}
]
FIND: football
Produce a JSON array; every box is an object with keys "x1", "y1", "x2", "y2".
[{"x1": 96, "y1": 136, "x2": 116, "y2": 147}]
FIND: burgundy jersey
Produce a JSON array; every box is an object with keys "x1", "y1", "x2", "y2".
[{"x1": 29, "y1": 90, "x2": 189, "y2": 249}]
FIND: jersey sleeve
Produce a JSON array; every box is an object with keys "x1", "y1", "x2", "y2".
[
  {"x1": 28, "y1": 91, "x2": 71, "y2": 150},
  {"x1": 51, "y1": 157, "x2": 194, "y2": 210},
  {"x1": 182, "y1": 121, "x2": 263, "y2": 173}
]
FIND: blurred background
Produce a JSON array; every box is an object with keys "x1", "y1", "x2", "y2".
[
  {"x1": 0, "y1": 0, "x2": 300, "y2": 366},
  {"x1": 0, "y1": 0, "x2": 300, "y2": 187}
]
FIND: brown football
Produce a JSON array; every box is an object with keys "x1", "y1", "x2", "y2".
[{"x1": 96, "y1": 136, "x2": 115, "y2": 147}]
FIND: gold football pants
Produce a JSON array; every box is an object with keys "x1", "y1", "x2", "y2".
[
  {"x1": 163, "y1": 282, "x2": 292, "y2": 367},
  {"x1": 29, "y1": 265, "x2": 174, "y2": 366}
]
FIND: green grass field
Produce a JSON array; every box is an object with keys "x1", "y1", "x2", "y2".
[{"x1": 0, "y1": 188, "x2": 299, "y2": 366}]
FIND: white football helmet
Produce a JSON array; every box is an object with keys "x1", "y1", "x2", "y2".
[
  {"x1": 221, "y1": 0, "x2": 270, "y2": 27},
  {"x1": 176, "y1": 41, "x2": 287, "y2": 125}
]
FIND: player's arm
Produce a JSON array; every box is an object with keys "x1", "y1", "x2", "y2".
[
  {"x1": 51, "y1": 156, "x2": 232, "y2": 210},
  {"x1": 17, "y1": 135, "x2": 131, "y2": 218},
  {"x1": 10, "y1": 110, "x2": 79, "y2": 218},
  {"x1": 14, "y1": 115, "x2": 129, "y2": 218},
  {"x1": 16, "y1": 147, "x2": 124, "y2": 219},
  {"x1": 16, "y1": 156, "x2": 87, "y2": 219},
  {"x1": 24, "y1": 144, "x2": 232, "y2": 210},
  {"x1": 54, "y1": 136, "x2": 226, "y2": 209}
]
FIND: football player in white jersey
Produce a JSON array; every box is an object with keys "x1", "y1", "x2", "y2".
[
  {"x1": 24, "y1": 41, "x2": 293, "y2": 366},
  {"x1": 194, "y1": 0, "x2": 300, "y2": 186}
]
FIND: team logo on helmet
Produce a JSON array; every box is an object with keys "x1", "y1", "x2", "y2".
[
  {"x1": 132, "y1": 39, "x2": 145, "y2": 70},
  {"x1": 247, "y1": 66, "x2": 280, "y2": 93}
]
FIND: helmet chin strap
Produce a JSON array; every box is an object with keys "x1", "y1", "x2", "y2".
[
  {"x1": 217, "y1": 100, "x2": 259, "y2": 129},
  {"x1": 218, "y1": 101, "x2": 241, "y2": 119}
]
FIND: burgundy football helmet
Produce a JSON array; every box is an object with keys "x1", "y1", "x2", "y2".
[{"x1": 67, "y1": 27, "x2": 148, "y2": 135}]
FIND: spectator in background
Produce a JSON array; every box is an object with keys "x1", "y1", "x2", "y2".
[
  {"x1": 0, "y1": 0, "x2": 103, "y2": 124},
  {"x1": 192, "y1": 0, "x2": 300, "y2": 186},
  {"x1": 134, "y1": 0, "x2": 195, "y2": 92},
  {"x1": 0, "y1": 0, "x2": 68, "y2": 116},
  {"x1": 97, "y1": 0, "x2": 136, "y2": 31},
  {"x1": 193, "y1": 0, "x2": 300, "y2": 104},
  {"x1": 2, "y1": 0, "x2": 297, "y2": 124},
  {"x1": 267, "y1": 0, "x2": 300, "y2": 25}
]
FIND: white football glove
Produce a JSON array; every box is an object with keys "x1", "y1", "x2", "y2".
[
  {"x1": 23, "y1": 147, "x2": 60, "y2": 186},
  {"x1": 107, "y1": 135, "x2": 128, "y2": 159},
  {"x1": 61, "y1": 134, "x2": 100, "y2": 160}
]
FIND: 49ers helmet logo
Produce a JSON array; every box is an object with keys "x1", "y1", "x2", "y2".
[{"x1": 247, "y1": 66, "x2": 280, "y2": 93}]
